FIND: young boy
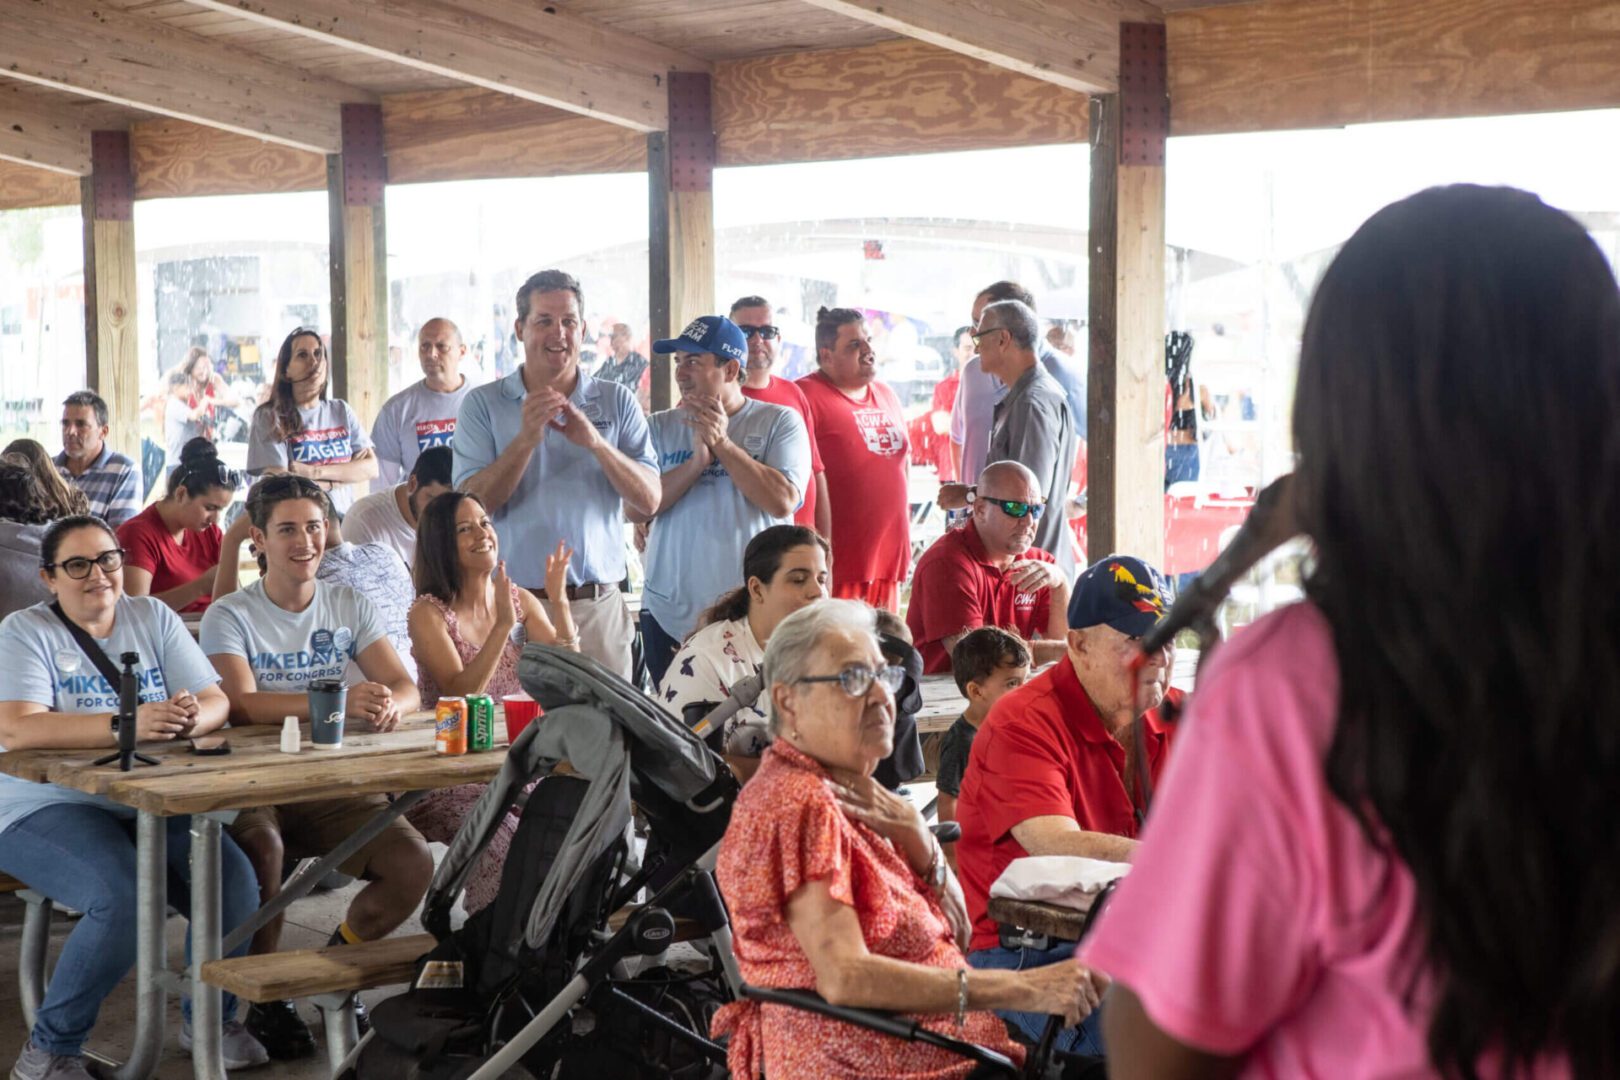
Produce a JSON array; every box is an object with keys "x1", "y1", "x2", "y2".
[{"x1": 939, "y1": 627, "x2": 1031, "y2": 867}]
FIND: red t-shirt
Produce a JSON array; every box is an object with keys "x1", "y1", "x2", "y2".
[
  {"x1": 116, "y1": 503, "x2": 223, "y2": 614},
  {"x1": 905, "y1": 521, "x2": 1055, "y2": 674},
  {"x1": 955, "y1": 657, "x2": 1183, "y2": 951},
  {"x1": 741, "y1": 375, "x2": 824, "y2": 530},
  {"x1": 796, "y1": 371, "x2": 910, "y2": 588}
]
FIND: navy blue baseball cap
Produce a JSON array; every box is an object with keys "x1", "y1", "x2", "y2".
[
  {"x1": 652, "y1": 316, "x2": 747, "y2": 365},
  {"x1": 1067, "y1": 555, "x2": 1174, "y2": 636}
]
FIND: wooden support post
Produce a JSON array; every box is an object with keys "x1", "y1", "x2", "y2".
[
  {"x1": 80, "y1": 131, "x2": 139, "y2": 463},
  {"x1": 1086, "y1": 23, "x2": 1167, "y2": 566},
  {"x1": 327, "y1": 104, "x2": 389, "y2": 431},
  {"x1": 647, "y1": 72, "x2": 716, "y2": 412}
]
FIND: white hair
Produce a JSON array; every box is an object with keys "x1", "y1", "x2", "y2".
[{"x1": 761, "y1": 599, "x2": 877, "y2": 735}]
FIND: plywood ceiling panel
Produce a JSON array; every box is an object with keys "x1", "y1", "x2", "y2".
[{"x1": 552, "y1": 0, "x2": 898, "y2": 59}]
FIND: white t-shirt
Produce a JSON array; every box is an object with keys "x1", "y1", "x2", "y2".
[
  {"x1": 341, "y1": 488, "x2": 417, "y2": 570},
  {"x1": 370, "y1": 378, "x2": 471, "y2": 491},
  {"x1": 642, "y1": 398, "x2": 810, "y2": 641},
  {"x1": 246, "y1": 398, "x2": 374, "y2": 514},
  {"x1": 656, "y1": 615, "x2": 767, "y2": 755},
  {"x1": 0, "y1": 596, "x2": 221, "y2": 834},
  {"x1": 199, "y1": 578, "x2": 387, "y2": 693}
]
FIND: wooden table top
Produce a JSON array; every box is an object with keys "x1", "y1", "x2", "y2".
[
  {"x1": 916, "y1": 673, "x2": 966, "y2": 734},
  {"x1": 0, "y1": 710, "x2": 509, "y2": 817}
]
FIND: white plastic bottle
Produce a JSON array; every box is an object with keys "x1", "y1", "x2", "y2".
[{"x1": 280, "y1": 716, "x2": 301, "y2": 754}]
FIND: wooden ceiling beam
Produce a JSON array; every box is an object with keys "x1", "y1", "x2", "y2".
[
  {"x1": 797, "y1": 0, "x2": 1161, "y2": 94},
  {"x1": 0, "y1": 84, "x2": 95, "y2": 174},
  {"x1": 0, "y1": 0, "x2": 373, "y2": 153},
  {"x1": 185, "y1": 0, "x2": 710, "y2": 132}
]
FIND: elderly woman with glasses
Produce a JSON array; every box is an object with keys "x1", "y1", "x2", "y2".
[
  {"x1": 0, "y1": 515, "x2": 266, "y2": 1078},
  {"x1": 712, "y1": 599, "x2": 1104, "y2": 1079}
]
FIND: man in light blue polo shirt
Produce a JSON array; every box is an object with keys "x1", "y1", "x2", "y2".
[
  {"x1": 454, "y1": 269, "x2": 660, "y2": 678},
  {"x1": 630, "y1": 315, "x2": 810, "y2": 686}
]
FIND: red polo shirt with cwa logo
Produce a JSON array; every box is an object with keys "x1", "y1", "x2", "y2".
[
  {"x1": 955, "y1": 656, "x2": 1184, "y2": 951},
  {"x1": 905, "y1": 521, "x2": 1055, "y2": 674}
]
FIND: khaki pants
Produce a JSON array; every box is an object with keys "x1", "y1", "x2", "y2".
[{"x1": 544, "y1": 587, "x2": 634, "y2": 680}]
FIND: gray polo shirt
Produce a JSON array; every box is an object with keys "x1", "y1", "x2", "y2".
[
  {"x1": 452, "y1": 366, "x2": 657, "y2": 589},
  {"x1": 988, "y1": 363, "x2": 1079, "y2": 580}
]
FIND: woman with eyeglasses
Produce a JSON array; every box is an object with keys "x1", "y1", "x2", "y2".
[
  {"x1": 116, "y1": 437, "x2": 242, "y2": 614},
  {"x1": 247, "y1": 327, "x2": 377, "y2": 516},
  {"x1": 711, "y1": 599, "x2": 1104, "y2": 1080},
  {"x1": 0, "y1": 515, "x2": 267, "y2": 1079}
]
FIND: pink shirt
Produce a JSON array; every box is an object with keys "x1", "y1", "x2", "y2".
[{"x1": 1080, "y1": 603, "x2": 1568, "y2": 1079}]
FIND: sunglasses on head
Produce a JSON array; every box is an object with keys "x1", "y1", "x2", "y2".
[{"x1": 736, "y1": 324, "x2": 780, "y2": 341}]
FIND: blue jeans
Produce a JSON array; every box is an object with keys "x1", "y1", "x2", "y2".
[
  {"x1": 639, "y1": 610, "x2": 682, "y2": 690},
  {"x1": 1165, "y1": 442, "x2": 1200, "y2": 488},
  {"x1": 0, "y1": 805, "x2": 257, "y2": 1055},
  {"x1": 968, "y1": 942, "x2": 1105, "y2": 1056}
]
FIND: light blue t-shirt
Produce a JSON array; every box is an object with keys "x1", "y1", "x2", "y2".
[
  {"x1": 0, "y1": 596, "x2": 221, "y2": 835},
  {"x1": 246, "y1": 398, "x2": 375, "y2": 514},
  {"x1": 453, "y1": 367, "x2": 657, "y2": 588},
  {"x1": 642, "y1": 398, "x2": 810, "y2": 641},
  {"x1": 198, "y1": 578, "x2": 386, "y2": 693},
  {"x1": 951, "y1": 342, "x2": 1087, "y2": 483}
]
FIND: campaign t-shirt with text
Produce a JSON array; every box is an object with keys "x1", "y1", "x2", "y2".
[
  {"x1": 369, "y1": 378, "x2": 472, "y2": 491},
  {"x1": 246, "y1": 398, "x2": 374, "y2": 514},
  {"x1": 0, "y1": 596, "x2": 220, "y2": 834},
  {"x1": 199, "y1": 578, "x2": 386, "y2": 693}
]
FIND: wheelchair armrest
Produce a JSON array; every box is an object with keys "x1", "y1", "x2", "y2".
[
  {"x1": 929, "y1": 821, "x2": 962, "y2": 844},
  {"x1": 739, "y1": 985, "x2": 1020, "y2": 1078}
]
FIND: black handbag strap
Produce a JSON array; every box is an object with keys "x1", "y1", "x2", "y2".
[{"x1": 49, "y1": 601, "x2": 124, "y2": 689}]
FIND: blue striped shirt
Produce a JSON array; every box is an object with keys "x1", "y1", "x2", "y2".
[{"x1": 54, "y1": 444, "x2": 143, "y2": 528}]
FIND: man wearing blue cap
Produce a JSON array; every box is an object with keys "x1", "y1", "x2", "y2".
[
  {"x1": 631, "y1": 315, "x2": 811, "y2": 687},
  {"x1": 953, "y1": 554, "x2": 1184, "y2": 1055}
]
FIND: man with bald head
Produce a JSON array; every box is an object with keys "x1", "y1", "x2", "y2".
[
  {"x1": 370, "y1": 317, "x2": 473, "y2": 491},
  {"x1": 905, "y1": 460, "x2": 1071, "y2": 674}
]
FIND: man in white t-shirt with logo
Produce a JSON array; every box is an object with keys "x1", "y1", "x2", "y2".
[
  {"x1": 629, "y1": 315, "x2": 810, "y2": 687},
  {"x1": 340, "y1": 445, "x2": 453, "y2": 571},
  {"x1": 370, "y1": 318, "x2": 473, "y2": 491}
]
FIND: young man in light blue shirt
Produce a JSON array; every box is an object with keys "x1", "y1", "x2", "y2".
[
  {"x1": 630, "y1": 315, "x2": 811, "y2": 686},
  {"x1": 453, "y1": 270, "x2": 660, "y2": 679}
]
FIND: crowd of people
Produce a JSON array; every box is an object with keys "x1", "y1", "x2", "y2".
[{"x1": 0, "y1": 184, "x2": 1610, "y2": 1080}]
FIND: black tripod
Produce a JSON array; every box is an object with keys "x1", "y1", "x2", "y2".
[{"x1": 92, "y1": 651, "x2": 159, "y2": 771}]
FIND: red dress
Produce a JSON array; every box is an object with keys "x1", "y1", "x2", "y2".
[{"x1": 712, "y1": 741, "x2": 1022, "y2": 1079}]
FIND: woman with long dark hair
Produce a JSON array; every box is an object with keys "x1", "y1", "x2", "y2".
[
  {"x1": 245, "y1": 327, "x2": 377, "y2": 515},
  {"x1": 117, "y1": 437, "x2": 242, "y2": 613},
  {"x1": 1082, "y1": 185, "x2": 1609, "y2": 1077}
]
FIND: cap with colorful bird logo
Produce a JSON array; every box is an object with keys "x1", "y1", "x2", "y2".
[{"x1": 1067, "y1": 555, "x2": 1174, "y2": 637}]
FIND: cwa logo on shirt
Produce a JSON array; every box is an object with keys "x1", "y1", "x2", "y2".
[
  {"x1": 853, "y1": 408, "x2": 905, "y2": 456},
  {"x1": 57, "y1": 665, "x2": 169, "y2": 711},
  {"x1": 248, "y1": 627, "x2": 357, "y2": 687},
  {"x1": 290, "y1": 427, "x2": 354, "y2": 463},
  {"x1": 1014, "y1": 591, "x2": 1040, "y2": 611},
  {"x1": 414, "y1": 418, "x2": 455, "y2": 453}
]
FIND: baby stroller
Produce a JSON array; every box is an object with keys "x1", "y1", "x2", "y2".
[{"x1": 349, "y1": 644, "x2": 742, "y2": 1080}]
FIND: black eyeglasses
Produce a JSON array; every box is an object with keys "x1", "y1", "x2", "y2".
[
  {"x1": 969, "y1": 324, "x2": 1005, "y2": 344},
  {"x1": 45, "y1": 548, "x2": 126, "y2": 579},
  {"x1": 795, "y1": 663, "x2": 905, "y2": 698},
  {"x1": 736, "y1": 324, "x2": 780, "y2": 341},
  {"x1": 984, "y1": 497, "x2": 1045, "y2": 521}
]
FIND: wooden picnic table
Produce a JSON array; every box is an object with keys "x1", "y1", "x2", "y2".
[{"x1": 0, "y1": 709, "x2": 509, "y2": 1080}]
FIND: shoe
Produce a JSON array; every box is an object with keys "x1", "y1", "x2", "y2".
[
  {"x1": 179, "y1": 1018, "x2": 270, "y2": 1070},
  {"x1": 244, "y1": 999, "x2": 316, "y2": 1061},
  {"x1": 10, "y1": 1040, "x2": 95, "y2": 1080}
]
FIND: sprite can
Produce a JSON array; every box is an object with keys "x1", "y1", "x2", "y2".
[{"x1": 467, "y1": 694, "x2": 496, "y2": 752}]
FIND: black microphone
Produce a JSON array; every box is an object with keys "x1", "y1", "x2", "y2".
[{"x1": 1138, "y1": 473, "x2": 1299, "y2": 656}]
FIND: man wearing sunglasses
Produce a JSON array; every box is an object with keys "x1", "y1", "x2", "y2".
[
  {"x1": 732, "y1": 295, "x2": 829, "y2": 537},
  {"x1": 905, "y1": 461, "x2": 1072, "y2": 674},
  {"x1": 955, "y1": 554, "x2": 1181, "y2": 1055},
  {"x1": 976, "y1": 299, "x2": 1081, "y2": 580}
]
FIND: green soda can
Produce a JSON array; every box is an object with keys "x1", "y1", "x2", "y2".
[{"x1": 467, "y1": 694, "x2": 496, "y2": 752}]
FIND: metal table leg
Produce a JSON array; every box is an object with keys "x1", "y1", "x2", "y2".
[
  {"x1": 96, "y1": 812, "x2": 169, "y2": 1080},
  {"x1": 188, "y1": 815, "x2": 226, "y2": 1080}
]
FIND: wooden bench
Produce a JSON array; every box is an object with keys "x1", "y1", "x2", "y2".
[{"x1": 0, "y1": 873, "x2": 27, "y2": 894}]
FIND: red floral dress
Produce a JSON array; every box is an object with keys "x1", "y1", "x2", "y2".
[{"x1": 712, "y1": 741, "x2": 1023, "y2": 1079}]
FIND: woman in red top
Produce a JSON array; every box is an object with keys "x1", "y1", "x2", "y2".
[
  {"x1": 713, "y1": 599, "x2": 1102, "y2": 1079},
  {"x1": 116, "y1": 438, "x2": 241, "y2": 613}
]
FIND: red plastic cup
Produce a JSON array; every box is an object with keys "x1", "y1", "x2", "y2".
[{"x1": 502, "y1": 695, "x2": 542, "y2": 743}]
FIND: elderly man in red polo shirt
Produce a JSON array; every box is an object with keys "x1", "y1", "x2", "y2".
[
  {"x1": 904, "y1": 460, "x2": 1071, "y2": 673},
  {"x1": 955, "y1": 554, "x2": 1182, "y2": 1055}
]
